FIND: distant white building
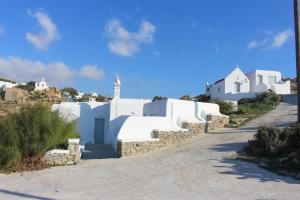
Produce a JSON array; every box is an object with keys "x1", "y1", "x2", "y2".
[
  {"x1": 35, "y1": 78, "x2": 49, "y2": 91},
  {"x1": 75, "y1": 92, "x2": 84, "y2": 99},
  {"x1": 206, "y1": 66, "x2": 291, "y2": 101},
  {"x1": 91, "y1": 92, "x2": 98, "y2": 97},
  {"x1": 0, "y1": 80, "x2": 18, "y2": 90},
  {"x1": 52, "y1": 76, "x2": 226, "y2": 153}
]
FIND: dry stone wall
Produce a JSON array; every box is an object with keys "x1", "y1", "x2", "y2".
[
  {"x1": 43, "y1": 139, "x2": 80, "y2": 165},
  {"x1": 117, "y1": 115, "x2": 229, "y2": 157}
]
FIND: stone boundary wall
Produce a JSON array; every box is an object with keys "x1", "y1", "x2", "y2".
[
  {"x1": 43, "y1": 138, "x2": 80, "y2": 165},
  {"x1": 117, "y1": 115, "x2": 229, "y2": 157}
]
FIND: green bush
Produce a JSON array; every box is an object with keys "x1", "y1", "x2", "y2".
[
  {"x1": 213, "y1": 99, "x2": 234, "y2": 115},
  {"x1": 244, "y1": 124, "x2": 300, "y2": 159},
  {"x1": 255, "y1": 92, "x2": 282, "y2": 107},
  {"x1": 194, "y1": 94, "x2": 210, "y2": 102},
  {"x1": 238, "y1": 98, "x2": 255, "y2": 105},
  {"x1": 244, "y1": 126, "x2": 289, "y2": 158},
  {"x1": 0, "y1": 104, "x2": 78, "y2": 169}
]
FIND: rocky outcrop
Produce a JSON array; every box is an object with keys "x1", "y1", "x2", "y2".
[
  {"x1": 1, "y1": 87, "x2": 65, "y2": 104},
  {"x1": 43, "y1": 139, "x2": 80, "y2": 166}
]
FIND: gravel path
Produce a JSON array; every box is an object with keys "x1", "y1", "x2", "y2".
[{"x1": 0, "y1": 96, "x2": 299, "y2": 200}]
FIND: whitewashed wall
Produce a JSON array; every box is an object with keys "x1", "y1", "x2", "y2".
[
  {"x1": 271, "y1": 81, "x2": 291, "y2": 94},
  {"x1": 117, "y1": 116, "x2": 180, "y2": 143},
  {"x1": 0, "y1": 81, "x2": 18, "y2": 89},
  {"x1": 224, "y1": 68, "x2": 250, "y2": 94},
  {"x1": 52, "y1": 102, "x2": 109, "y2": 145},
  {"x1": 144, "y1": 99, "x2": 168, "y2": 116},
  {"x1": 209, "y1": 68, "x2": 252, "y2": 101},
  {"x1": 108, "y1": 98, "x2": 151, "y2": 145},
  {"x1": 246, "y1": 70, "x2": 282, "y2": 92}
]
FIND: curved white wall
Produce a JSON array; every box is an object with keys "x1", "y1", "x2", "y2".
[{"x1": 117, "y1": 116, "x2": 181, "y2": 142}]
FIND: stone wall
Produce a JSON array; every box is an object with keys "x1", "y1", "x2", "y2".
[
  {"x1": 43, "y1": 139, "x2": 80, "y2": 165},
  {"x1": 117, "y1": 122, "x2": 206, "y2": 157},
  {"x1": 117, "y1": 115, "x2": 229, "y2": 157},
  {"x1": 207, "y1": 115, "x2": 229, "y2": 131}
]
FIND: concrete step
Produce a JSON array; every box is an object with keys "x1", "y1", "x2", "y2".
[
  {"x1": 81, "y1": 143, "x2": 116, "y2": 159},
  {"x1": 84, "y1": 143, "x2": 113, "y2": 151}
]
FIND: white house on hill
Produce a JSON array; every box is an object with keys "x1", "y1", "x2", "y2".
[
  {"x1": 0, "y1": 80, "x2": 18, "y2": 90},
  {"x1": 52, "y1": 77, "x2": 226, "y2": 153},
  {"x1": 35, "y1": 78, "x2": 49, "y2": 91},
  {"x1": 206, "y1": 66, "x2": 291, "y2": 101}
]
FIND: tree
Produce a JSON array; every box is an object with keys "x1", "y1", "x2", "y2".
[
  {"x1": 179, "y1": 95, "x2": 192, "y2": 101},
  {"x1": 152, "y1": 96, "x2": 167, "y2": 101},
  {"x1": 16, "y1": 81, "x2": 35, "y2": 92},
  {"x1": 61, "y1": 87, "x2": 78, "y2": 98}
]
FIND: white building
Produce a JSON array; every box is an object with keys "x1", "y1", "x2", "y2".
[
  {"x1": 206, "y1": 66, "x2": 291, "y2": 101},
  {"x1": 35, "y1": 78, "x2": 49, "y2": 91},
  {"x1": 0, "y1": 80, "x2": 18, "y2": 90},
  {"x1": 52, "y1": 77, "x2": 226, "y2": 152},
  {"x1": 75, "y1": 92, "x2": 84, "y2": 99}
]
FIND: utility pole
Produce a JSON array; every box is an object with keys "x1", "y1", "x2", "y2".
[{"x1": 294, "y1": 0, "x2": 300, "y2": 122}]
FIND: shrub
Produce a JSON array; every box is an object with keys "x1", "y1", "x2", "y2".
[
  {"x1": 152, "y1": 96, "x2": 167, "y2": 102},
  {"x1": 194, "y1": 94, "x2": 210, "y2": 102},
  {"x1": 244, "y1": 124, "x2": 300, "y2": 159},
  {"x1": 16, "y1": 81, "x2": 36, "y2": 92},
  {"x1": 61, "y1": 87, "x2": 78, "y2": 98},
  {"x1": 179, "y1": 95, "x2": 192, "y2": 101},
  {"x1": 0, "y1": 104, "x2": 78, "y2": 169},
  {"x1": 244, "y1": 126, "x2": 289, "y2": 158},
  {"x1": 255, "y1": 92, "x2": 282, "y2": 107},
  {"x1": 238, "y1": 98, "x2": 255, "y2": 105},
  {"x1": 213, "y1": 99, "x2": 234, "y2": 115}
]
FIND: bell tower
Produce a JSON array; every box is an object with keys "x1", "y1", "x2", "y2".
[{"x1": 114, "y1": 76, "x2": 121, "y2": 99}]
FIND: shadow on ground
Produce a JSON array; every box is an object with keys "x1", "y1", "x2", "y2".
[
  {"x1": 210, "y1": 142, "x2": 300, "y2": 185},
  {"x1": 0, "y1": 189, "x2": 54, "y2": 200}
]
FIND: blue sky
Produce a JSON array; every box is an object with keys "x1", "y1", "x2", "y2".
[{"x1": 0, "y1": 0, "x2": 296, "y2": 98}]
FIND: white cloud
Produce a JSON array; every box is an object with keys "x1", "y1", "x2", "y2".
[
  {"x1": 26, "y1": 11, "x2": 59, "y2": 50},
  {"x1": 0, "y1": 57, "x2": 73, "y2": 86},
  {"x1": 105, "y1": 19, "x2": 156, "y2": 57},
  {"x1": 0, "y1": 57, "x2": 105, "y2": 87},
  {"x1": 247, "y1": 39, "x2": 269, "y2": 50},
  {"x1": 271, "y1": 29, "x2": 293, "y2": 49},
  {"x1": 247, "y1": 29, "x2": 292, "y2": 50},
  {"x1": 79, "y1": 64, "x2": 105, "y2": 81}
]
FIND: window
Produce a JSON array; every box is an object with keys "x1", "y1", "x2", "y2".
[
  {"x1": 257, "y1": 75, "x2": 263, "y2": 84},
  {"x1": 268, "y1": 76, "x2": 276, "y2": 84},
  {"x1": 234, "y1": 82, "x2": 241, "y2": 93}
]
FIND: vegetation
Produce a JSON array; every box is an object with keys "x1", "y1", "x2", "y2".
[
  {"x1": 242, "y1": 124, "x2": 300, "y2": 176},
  {"x1": 213, "y1": 99, "x2": 235, "y2": 115},
  {"x1": 0, "y1": 104, "x2": 79, "y2": 172},
  {"x1": 179, "y1": 95, "x2": 193, "y2": 101},
  {"x1": 228, "y1": 92, "x2": 282, "y2": 127},
  {"x1": 61, "y1": 87, "x2": 78, "y2": 98},
  {"x1": 16, "y1": 81, "x2": 36, "y2": 92},
  {"x1": 152, "y1": 96, "x2": 167, "y2": 101},
  {"x1": 96, "y1": 95, "x2": 111, "y2": 102},
  {"x1": 194, "y1": 94, "x2": 210, "y2": 102}
]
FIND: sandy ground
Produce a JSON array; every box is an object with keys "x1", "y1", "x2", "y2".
[{"x1": 0, "y1": 96, "x2": 299, "y2": 200}]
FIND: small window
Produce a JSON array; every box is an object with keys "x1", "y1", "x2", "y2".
[
  {"x1": 257, "y1": 75, "x2": 263, "y2": 84},
  {"x1": 268, "y1": 76, "x2": 276, "y2": 84},
  {"x1": 234, "y1": 82, "x2": 241, "y2": 93},
  {"x1": 218, "y1": 87, "x2": 220, "y2": 92}
]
